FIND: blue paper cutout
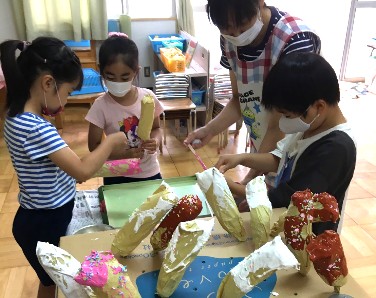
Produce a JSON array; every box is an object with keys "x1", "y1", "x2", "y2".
[{"x1": 136, "y1": 256, "x2": 277, "y2": 297}]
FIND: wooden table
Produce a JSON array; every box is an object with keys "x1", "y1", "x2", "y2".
[
  {"x1": 160, "y1": 98, "x2": 196, "y2": 145},
  {"x1": 58, "y1": 209, "x2": 368, "y2": 298},
  {"x1": 54, "y1": 92, "x2": 105, "y2": 130}
]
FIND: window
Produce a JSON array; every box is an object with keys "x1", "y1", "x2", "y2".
[
  {"x1": 106, "y1": 0, "x2": 124, "y2": 19},
  {"x1": 191, "y1": 0, "x2": 222, "y2": 73},
  {"x1": 106, "y1": 0, "x2": 174, "y2": 19}
]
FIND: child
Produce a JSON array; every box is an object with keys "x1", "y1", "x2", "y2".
[
  {"x1": 85, "y1": 33, "x2": 164, "y2": 185},
  {"x1": 0, "y1": 37, "x2": 127, "y2": 298},
  {"x1": 215, "y1": 52, "x2": 356, "y2": 235}
]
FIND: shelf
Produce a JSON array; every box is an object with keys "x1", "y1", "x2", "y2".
[
  {"x1": 155, "y1": 54, "x2": 207, "y2": 77},
  {"x1": 151, "y1": 32, "x2": 210, "y2": 127}
]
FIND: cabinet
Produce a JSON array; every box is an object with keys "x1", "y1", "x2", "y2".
[
  {"x1": 54, "y1": 41, "x2": 99, "y2": 130},
  {"x1": 72, "y1": 40, "x2": 98, "y2": 71},
  {"x1": 152, "y1": 31, "x2": 210, "y2": 126}
]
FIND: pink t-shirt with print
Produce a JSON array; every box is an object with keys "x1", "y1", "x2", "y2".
[{"x1": 85, "y1": 87, "x2": 164, "y2": 178}]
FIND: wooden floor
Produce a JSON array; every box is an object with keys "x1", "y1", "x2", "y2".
[{"x1": 0, "y1": 90, "x2": 375, "y2": 297}]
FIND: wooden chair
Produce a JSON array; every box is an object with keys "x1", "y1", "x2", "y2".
[
  {"x1": 209, "y1": 74, "x2": 242, "y2": 153},
  {"x1": 154, "y1": 73, "x2": 196, "y2": 150}
]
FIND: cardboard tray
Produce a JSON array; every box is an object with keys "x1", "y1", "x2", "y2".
[
  {"x1": 58, "y1": 211, "x2": 369, "y2": 298},
  {"x1": 99, "y1": 176, "x2": 211, "y2": 228}
]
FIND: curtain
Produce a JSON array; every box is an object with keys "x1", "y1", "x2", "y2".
[
  {"x1": 11, "y1": 0, "x2": 108, "y2": 41},
  {"x1": 175, "y1": 0, "x2": 195, "y2": 36}
]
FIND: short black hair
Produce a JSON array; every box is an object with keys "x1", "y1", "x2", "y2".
[
  {"x1": 99, "y1": 36, "x2": 139, "y2": 75},
  {"x1": 262, "y1": 52, "x2": 340, "y2": 114},
  {"x1": 206, "y1": 0, "x2": 259, "y2": 30}
]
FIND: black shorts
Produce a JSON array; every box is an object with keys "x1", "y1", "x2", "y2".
[
  {"x1": 103, "y1": 172, "x2": 162, "y2": 185},
  {"x1": 12, "y1": 199, "x2": 74, "y2": 286}
]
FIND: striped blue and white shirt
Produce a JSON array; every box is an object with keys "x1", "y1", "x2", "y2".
[{"x1": 4, "y1": 112, "x2": 76, "y2": 209}]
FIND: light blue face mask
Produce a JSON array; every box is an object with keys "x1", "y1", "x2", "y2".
[{"x1": 279, "y1": 109, "x2": 320, "y2": 134}]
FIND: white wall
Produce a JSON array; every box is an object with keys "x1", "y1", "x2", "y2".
[
  {"x1": 131, "y1": 20, "x2": 176, "y2": 87},
  {"x1": 0, "y1": 0, "x2": 19, "y2": 42}
]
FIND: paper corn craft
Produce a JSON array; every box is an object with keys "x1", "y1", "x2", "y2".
[
  {"x1": 270, "y1": 209, "x2": 287, "y2": 237},
  {"x1": 216, "y1": 236, "x2": 299, "y2": 298},
  {"x1": 156, "y1": 218, "x2": 214, "y2": 297},
  {"x1": 74, "y1": 251, "x2": 141, "y2": 298},
  {"x1": 36, "y1": 242, "x2": 94, "y2": 298},
  {"x1": 306, "y1": 230, "x2": 348, "y2": 293},
  {"x1": 137, "y1": 94, "x2": 155, "y2": 140},
  {"x1": 196, "y1": 167, "x2": 246, "y2": 241},
  {"x1": 111, "y1": 181, "x2": 179, "y2": 256},
  {"x1": 282, "y1": 189, "x2": 340, "y2": 275},
  {"x1": 150, "y1": 194, "x2": 203, "y2": 251},
  {"x1": 245, "y1": 176, "x2": 272, "y2": 249},
  {"x1": 93, "y1": 159, "x2": 141, "y2": 177}
]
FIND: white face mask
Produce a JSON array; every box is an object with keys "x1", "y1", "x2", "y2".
[
  {"x1": 105, "y1": 80, "x2": 132, "y2": 97},
  {"x1": 222, "y1": 12, "x2": 263, "y2": 47},
  {"x1": 279, "y1": 112, "x2": 320, "y2": 134}
]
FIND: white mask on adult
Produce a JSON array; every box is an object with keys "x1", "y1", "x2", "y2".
[
  {"x1": 222, "y1": 11, "x2": 263, "y2": 47},
  {"x1": 279, "y1": 111, "x2": 320, "y2": 134},
  {"x1": 105, "y1": 80, "x2": 132, "y2": 97}
]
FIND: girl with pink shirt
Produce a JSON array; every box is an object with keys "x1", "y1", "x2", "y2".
[{"x1": 86, "y1": 34, "x2": 164, "y2": 185}]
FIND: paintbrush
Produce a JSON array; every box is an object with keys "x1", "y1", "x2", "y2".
[{"x1": 187, "y1": 144, "x2": 208, "y2": 170}]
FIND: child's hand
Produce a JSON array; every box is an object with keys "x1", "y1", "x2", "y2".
[
  {"x1": 141, "y1": 138, "x2": 158, "y2": 154},
  {"x1": 124, "y1": 148, "x2": 144, "y2": 159},
  {"x1": 215, "y1": 154, "x2": 242, "y2": 173},
  {"x1": 238, "y1": 199, "x2": 250, "y2": 212},
  {"x1": 109, "y1": 131, "x2": 129, "y2": 148}
]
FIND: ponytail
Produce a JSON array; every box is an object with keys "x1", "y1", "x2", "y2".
[
  {"x1": 0, "y1": 37, "x2": 83, "y2": 117},
  {"x1": 0, "y1": 40, "x2": 28, "y2": 116}
]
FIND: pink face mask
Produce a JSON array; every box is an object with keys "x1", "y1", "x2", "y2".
[{"x1": 42, "y1": 80, "x2": 64, "y2": 117}]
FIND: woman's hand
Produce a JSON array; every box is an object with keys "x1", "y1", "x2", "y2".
[
  {"x1": 215, "y1": 153, "x2": 245, "y2": 173},
  {"x1": 184, "y1": 126, "x2": 213, "y2": 149}
]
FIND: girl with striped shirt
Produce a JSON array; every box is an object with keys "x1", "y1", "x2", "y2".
[{"x1": 0, "y1": 37, "x2": 127, "y2": 297}]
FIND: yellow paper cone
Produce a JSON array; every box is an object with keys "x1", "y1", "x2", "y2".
[{"x1": 111, "y1": 181, "x2": 179, "y2": 256}]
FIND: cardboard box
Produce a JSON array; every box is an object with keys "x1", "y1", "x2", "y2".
[{"x1": 58, "y1": 210, "x2": 368, "y2": 297}]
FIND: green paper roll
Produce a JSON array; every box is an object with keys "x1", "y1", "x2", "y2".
[{"x1": 119, "y1": 15, "x2": 132, "y2": 38}]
